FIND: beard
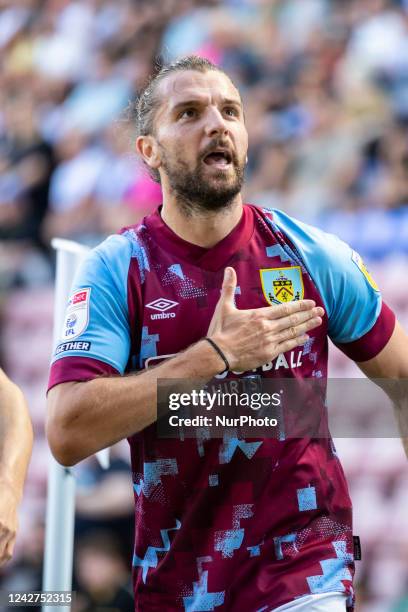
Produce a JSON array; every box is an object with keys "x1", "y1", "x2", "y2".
[{"x1": 159, "y1": 143, "x2": 245, "y2": 215}]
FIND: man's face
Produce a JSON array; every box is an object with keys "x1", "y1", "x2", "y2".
[{"x1": 151, "y1": 69, "x2": 248, "y2": 212}]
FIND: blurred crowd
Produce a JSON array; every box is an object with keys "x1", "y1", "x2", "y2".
[
  {"x1": 1, "y1": 0, "x2": 408, "y2": 288},
  {"x1": 1, "y1": 0, "x2": 408, "y2": 610}
]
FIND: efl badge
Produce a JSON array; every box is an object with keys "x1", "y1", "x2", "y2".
[
  {"x1": 260, "y1": 267, "x2": 304, "y2": 305},
  {"x1": 61, "y1": 288, "x2": 91, "y2": 341},
  {"x1": 351, "y1": 251, "x2": 379, "y2": 291}
]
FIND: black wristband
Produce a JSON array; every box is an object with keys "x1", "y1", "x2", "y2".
[{"x1": 204, "y1": 337, "x2": 230, "y2": 373}]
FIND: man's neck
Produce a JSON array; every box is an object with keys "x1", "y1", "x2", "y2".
[{"x1": 160, "y1": 194, "x2": 244, "y2": 249}]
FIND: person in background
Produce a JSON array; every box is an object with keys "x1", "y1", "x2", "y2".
[{"x1": 73, "y1": 529, "x2": 134, "y2": 612}]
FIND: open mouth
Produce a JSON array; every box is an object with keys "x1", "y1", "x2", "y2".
[{"x1": 203, "y1": 150, "x2": 233, "y2": 168}]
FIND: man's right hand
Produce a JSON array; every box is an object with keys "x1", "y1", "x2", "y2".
[
  {"x1": 46, "y1": 267, "x2": 325, "y2": 466},
  {"x1": 207, "y1": 267, "x2": 324, "y2": 372}
]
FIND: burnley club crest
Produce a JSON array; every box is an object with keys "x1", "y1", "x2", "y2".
[{"x1": 260, "y1": 267, "x2": 304, "y2": 305}]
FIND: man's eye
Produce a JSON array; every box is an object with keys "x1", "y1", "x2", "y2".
[
  {"x1": 179, "y1": 108, "x2": 197, "y2": 119},
  {"x1": 224, "y1": 107, "x2": 238, "y2": 117}
]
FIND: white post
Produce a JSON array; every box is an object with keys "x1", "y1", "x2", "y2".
[
  {"x1": 42, "y1": 240, "x2": 89, "y2": 612},
  {"x1": 42, "y1": 239, "x2": 109, "y2": 611}
]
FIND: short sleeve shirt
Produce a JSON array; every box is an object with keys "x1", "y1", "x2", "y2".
[{"x1": 49, "y1": 205, "x2": 395, "y2": 611}]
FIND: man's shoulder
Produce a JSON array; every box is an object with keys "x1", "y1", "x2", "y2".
[
  {"x1": 89, "y1": 211, "x2": 154, "y2": 269},
  {"x1": 77, "y1": 233, "x2": 136, "y2": 288},
  {"x1": 256, "y1": 205, "x2": 337, "y2": 245},
  {"x1": 90, "y1": 233, "x2": 133, "y2": 266},
  {"x1": 250, "y1": 204, "x2": 345, "y2": 263}
]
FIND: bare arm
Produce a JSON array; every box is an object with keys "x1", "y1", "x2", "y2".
[
  {"x1": 47, "y1": 340, "x2": 225, "y2": 466},
  {"x1": 357, "y1": 320, "x2": 408, "y2": 457},
  {"x1": 0, "y1": 370, "x2": 33, "y2": 565},
  {"x1": 47, "y1": 267, "x2": 324, "y2": 466}
]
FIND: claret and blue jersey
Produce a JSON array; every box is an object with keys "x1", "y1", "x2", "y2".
[{"x1": 49, "y1": 204, "x2": 395, "y2": 611}]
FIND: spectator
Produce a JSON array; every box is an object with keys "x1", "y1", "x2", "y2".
[{"x1": 73, "y1": 530, "x2": 134, "y2": 612}]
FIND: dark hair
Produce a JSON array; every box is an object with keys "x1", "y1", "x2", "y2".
[{"x1": 134, "y1": 55, "x2": 230, "y2": 182}]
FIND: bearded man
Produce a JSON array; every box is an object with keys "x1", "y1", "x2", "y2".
[{"x1": 47, "y1": 56, "x2": 407, "y2": 612}]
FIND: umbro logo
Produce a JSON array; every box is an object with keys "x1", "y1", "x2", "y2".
[
  {"x1": 146, "y1": 298, "x2": 178, "y2": 320},
  {"x1": 146, "y1": 298, "x2": 178, "y2": 312}
]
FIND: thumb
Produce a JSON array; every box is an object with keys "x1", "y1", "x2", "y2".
[{"x1": 219, "y1": 267, "x2": 237, "y2": 307}]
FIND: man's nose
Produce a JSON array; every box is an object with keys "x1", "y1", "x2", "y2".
[{"x1": 204, "y1": 107, "x2": 229, "y2": 137}]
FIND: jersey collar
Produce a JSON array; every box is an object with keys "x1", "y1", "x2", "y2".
[{"x1": 144, "y1": 204, "x2": 255, "y2": 271}]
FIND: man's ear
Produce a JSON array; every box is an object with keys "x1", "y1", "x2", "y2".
[{"x1": 136, "y1": 135, "x2": 161, "y2": 170}]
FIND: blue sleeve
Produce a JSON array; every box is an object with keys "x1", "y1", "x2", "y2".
[
  {"x1": 270, "y1": 209, "x2": 382, "y2": 344},
  {"x1": 51, "y1": 234, "x2": 132, "y2": 374}
]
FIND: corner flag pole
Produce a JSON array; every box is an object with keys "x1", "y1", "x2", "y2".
[{"x1": 42, "y1": 239, "x2": 110, "y2": 611}]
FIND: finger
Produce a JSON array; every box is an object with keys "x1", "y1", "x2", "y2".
[
  {"x1": 274, "y1": 316, "x2": 323, "y2": 342},
  {"x1": 0, "y1": 549, "x2": 12, "y2": 565},
  {"x1": 0, "y1": 538, "x2": 10, "y2": 565},
  {"x1": 218, "y1": 267, "x2": 237, "y2": 307},
  {"x1": 276, "y1": 334, "x2": 311, "y2": 354},
  {"x1": 251, "y1": 310, "x2": 322, "y2": 338},
  {"x1": 254, "y1": 300, "x2": 318, "y2": 320},
  {"x1": 5, "y1": 535, "x2": 15, "y2": 560},
  {"x1": 0, "y1": 527, "x2": 11, "y2": 546},
  {"x1": 273, "y1": 307, "x2": 324, "y2": 333}
]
